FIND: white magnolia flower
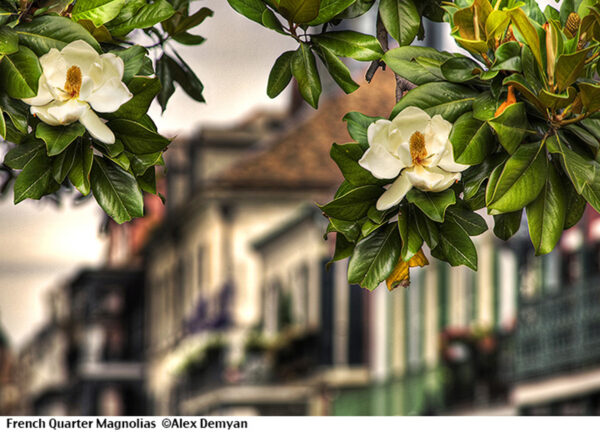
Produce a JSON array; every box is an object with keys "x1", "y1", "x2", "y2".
[
  {"x1": 359, "y1": 106, "x2": 469, "y2": 211},
  {"x1": 22, "y1": 40, "x2": 133, "y2": 144}
]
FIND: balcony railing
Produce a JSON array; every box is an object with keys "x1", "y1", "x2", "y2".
[{"x1": 514, "y1": 277, "x2": 600, "y2": 381}]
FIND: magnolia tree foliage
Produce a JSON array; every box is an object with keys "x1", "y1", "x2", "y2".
[
  {"x1": 229, "y1": 0, "x2": 600, "y2": 290},
  {"x1": 0, "y1": 0, "x2": 211, "y2": 223}
]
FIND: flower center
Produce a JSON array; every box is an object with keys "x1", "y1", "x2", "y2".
[
  {"x1": 409, "y1": 131, "x2": 427, "y2": 166},
  {"x1": 64, "y1": 65, "x2": 82, "y2": 99}
]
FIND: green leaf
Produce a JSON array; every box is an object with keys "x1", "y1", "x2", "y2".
[
  {"x1": 35, "y1": 122, "x2": 85, "y2": 156},
  {"x1": 379, "y1": 0, "x2": 420, "y2": 46},
  {"x1": 156, "y1": 54, "x2": 175, "y2": 112},
  {"x1": 52, "y1": 143, "x2": 77, "y2": 183},
  {"x1": 440, "y1": 56, "x2": 481, "y2": 83},
  {"x1": 414, "y1": 209, "x2": 439, "y2": 249},
  {"x1": 487, "y1": 102, "x2": 530, "y2": 154},
  {"x1": 508, "y1": 8, "x2": 543, "y2": 69},
  {"x1": 171, "y1": 7, "x2": 213, "y2": 34},
  {"x1": 4, "y1": 136, "x2": 44, "y2": 169},
  {"x1": 108, "y1": 0, "x2": 175, "y2": 37},
  {"x1": 127, "y1": 150, "x2": 162, "y2": 176},
  {"x1": 137, "y1": 165, "x2": 156, "y2": 194},
  {"x1": 463, "y1": 153, "x2": 505, "y2": 200},
  {"x1": 106, "y1": 0, "x2": 145, "y2": 28},
  {"x1": 405, "y1": 188, "x2": 456, "y2": 223},
  {"x1": 327, "y1": 217, "x2": 362, "y2": 242},
  {"x1": 0, "y1": 25, "x2": 18, "y2": 55},
  {"x1": 472, "y1": 91, "x2": 499, "y2": 121},
  {"x1": 383, "y1": 46, "x2": 453, "y2": 85},
  {"x1": 390, "y1": 82, "x2": 478, "y2": 121},
  {"x1": 226, "y1": 0, "x2": 267, "y2": 24},
  {"x1": 68, "y1": 142, "x2": 94, "y2": 195},
  {"x1": 578, "y1": 82, "x2": 600, "y2": 112},
  {"x1": 330, "y1": 143, "x2": 382, "y2": 186},
  {"x1": 0, "y1": 46, "x2": 41, "y2": 98},
  {"x1": 547, "y1": 132, "x2": 600, "y2": 213},
  {"x1": 13, "y1": 150, "x2": 54, "y2": 204},
  {"x1": 343, "y1": 112, "x2": 382, "y2": 148},
  {"x1": 312, "y1": 31, "x2": 383, "y2": 61},
  {"x1": 267, "y1": 51, "x2": 294, "y2": 99},
  {"x1": 103, "y1": 76, "x2": 161, "y2": 121},
  {"x1": 503, "y1": 74, "x2": 545, "y2": 113},
  {"x1": 261, "y1": 8, "x2": 285, "y2": 34},
  {"x1": 493, "y1": 210, "x2": 522, "y2": 240},
  {"x1": 72, "y1": 0, "x2": 125, "y2": 27},
  {"x1": 91, "y1": 157, "x2": 144, "y2": 223},
  {"x1": 564, "y1": 182, "x2": 587, "y2": 229},
  {"x1": 450, "y1": 112, "x2": 495, "y2": 165},
  {"x1": 109, "y1": 119, "x2": 170, "y2": 154},
  {"x1": 331, "y1": 233, "x2": 354, "y2": 263},
  {"x1": 277, "y1": 0, "x2": 321, "y2": 24},
  {"x1": 337, "y1": 0, "x2": 375, "y2": 19},
  {"x1": 446, "y1": 205, "x2": 487, "y2": 236},
  {"x1": 397, "y1": 204, "x2": 423, "y2": 261},
  {"x1": 172, "y1": 32, "x2": 206, "y2": 45},
  {"x1": 486, "y1": 142, "x2": 548, "y2": 214},
  {"x1": 291, "y1": 43, "x2": 321, "y2": 109},
  {"x1": 348, "y1": 223, "x2": 401, "y2": 291},
  {"x1": 168, "y1": 51, "x2": 204, "y2": 103},
  {"x1": 0, "y1": 107, "x2": 5, "y2": 139},
  {"x1": 525, "y1": 163, "x2": 566, "y2": 255},
  {"x1": 555, "y1": 46, "x2": 595, "y2": 92},
  {"x1": 16, "y1": 16, "x2": 101, "y2": 56},
  {"x1": 432, "y1": 217, "x2": 478, "y2": 270},
  {"x1": 315, "y1": 45, "x2": 359, "y2": 94},
  {"x1": 0, "y1": 92, "x2": 28, "y2": 133},
  {"x1": 308, "y1": 0, "x2": 355, "y2": 25},
  {"x1": 320, "y1": 184, "x2": 383, "y2": 220},
  {"x1": 110, "y1": 45, "x2": 146, "y2": 83}
]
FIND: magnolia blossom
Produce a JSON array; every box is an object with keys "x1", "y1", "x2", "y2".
[
  {"x1": 359, "y1": 106, "x2": 468, "y2": 211},
  {"x1": 22, "y1": 40, "x2": 132, "y2": 144}
]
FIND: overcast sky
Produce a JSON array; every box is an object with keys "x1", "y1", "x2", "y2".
[{"x1": 0, "y1": 0, "x2": 296, "y2": 348}]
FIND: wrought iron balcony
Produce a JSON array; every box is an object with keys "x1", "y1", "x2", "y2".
[{"x1": 514, "y1": 277, "x2": 600, "y2": 381}]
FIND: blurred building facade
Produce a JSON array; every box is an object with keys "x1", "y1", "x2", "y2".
[{"x1": 8, "y1": 68, "x2": 600, "y2": 416}]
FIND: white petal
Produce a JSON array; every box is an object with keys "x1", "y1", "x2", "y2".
[
  {"x1": 79, "y1": 108, "x2": 115, "y2": 144},
  {"x1": 100, "y1": 53, "x2": 125, "y2": 80},
  {"x1": 376, "y1": 174, "x2": 413, "y2": 210},
  {"x1": 367, "y1": 119, "x2": 392, "y2": 147},
  {"x1": 389, "y1": 106, "x2": 431, "y2": 145},
  {"x1": 22, "y1": 74, "x2": 53, "y2": 106},
  {"x1": 405, "y1": 165, "x2": 460, "y2": 192},
  {"x1": 39, "y1": 48, "x2": 68, "y2": 91},
  {"x1": 423, "y1": 114, "x2": 453, "y2": 162},
  {"x1": 359, "y1": 144, "x2": 407, "y2": 179},
  {"x1": 46, "y1": 99, "x2": 88, "y2": 124},
  {"x1": 85, "y1": 77, "x2": 132, "y2": 113},
  {"x1": 31, "y1": 105, "x2": 61, "y2": 126},
  {"x1": 437, "y1": 146, "x2": 470, "y2": 173},
  {"x1": 60, "y1": 40, "x2": 101, "y2": 75}
]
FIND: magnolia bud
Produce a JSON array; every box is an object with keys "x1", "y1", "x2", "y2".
[{"x1": 566, "y1": 12, "x2": 581, "y2": 38}]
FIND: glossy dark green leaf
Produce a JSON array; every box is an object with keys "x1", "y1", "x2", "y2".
[
  {"x1": 169, "y1": 51, "x2": 204, "y2": 102},
  {"x1": 440, "y1": 56, "x2": 481, "y2": 82},
  {"x1": 383, "y1": 46, "x2": 453, "y2": 85},
  {"x1": 52, "y1": 143, "x2": 77, "y2": 183},
  {"x1": 406, "y1": 188, "x2": 456, "y2": 223},
  {"x1": 320, "y1": 184, "x2": 383, "y2": 220},
  {"x1": 493, "y1": 210, "x2": 522, "y2": 240},
  {"x1": 35, "y1": 122, "x2": 85, "y2": 156},
  {"x1": 397, "y1": 204, "x2": 423, "y2": 261},
  {"x1": 526, "y1": 163, "x2": 566, "y2": 255},
  {"x1": 330, "y1": 142, "x2": 383, "y2": 186},
  {"x1": 563, "y1": 182, "x2": 587, "y2": 229},
  {"x1": 327, "y1": 217, "x2": 362, "y2": 242},
  {"x1": 432, "y1": 217, "x2": 478, "y2": 270},
  {"x1": 4, "y1": 136, "x2": 44, "y2": 169},
  {"x1": 486, "y1": 142, "x2": 547, "y2": 214},
  {"x1": 450, "y1": 112, "x2": 495, "y2": 165},
  {"x1": 0, "y1": 26, "x2": 18, "y2": 55},
  {"x1": 488, "y1": 102, "x2": 530, "y2": 154},
  {"x1": 308, "y1": 0, "x2": 355, "y2": 25},
  {"x1": 68, "y1": 142, "x2": 94, "y2": 195},
  {"x1": 391, "y1": 82, "x2": 478, "y2": 121},
  {"x1": 414, "y1": 209, "x2": 439, "y2": 249},
  {"x1": 226, "y1": 0, "x2": 267, "y2": 24},
  {"x1": 472, "y1": 92, "x2": 499, "y2": 121},
  {"x1": 91, "y1": 157, "x2": 143, "y2": 223},
  {"x1": 137, "y1": 165, "x2": 156, "y2": 194},
  {"x1": 103, "y1": 76, "x2": 161, "y2": 121},
  {"x1": 315, "y1": 45, "x2": 359, "y2": 94},
  {"x1": 312, "y1": 31, "x2": 383, "y2": 61},
  {"x1": 446, "y1": 205, "x2": 487, "y2": 236},
  {"x1": 13, "y1": 150, "x2": 53, "y2": 204},
  {"x1": 110, "y1": 45, "x2": 146, "y2": 83},
  {"x1": 267, "y1": 51, "x2": 294, "y2": 99},
  {"x1": 291, "y1": 43, "x2": 321, "y2": 109},
  {"x1": 16, "y1": 16, "x2": 101, "y2": 55},
  {"x1": 278, "y1": 0, "x2": 321, "y2": 23},
  {"x1": 348, "y1": 223, "x2": 401, "y2": 291},
  {"x1": 108, "y1": 0, "x2": 175, "y2": 37},
  {"x1": 379, "y1": 0, "x2": 420, "y2": 46},
  {"x1": 109, "y1": 119, "x2": 170, "y2": 154},
  {"x1": 156, "y1": 54, "x2": 175, "y2": 112},
  {"x1": 0, "y1": 46, "x2": 41, "y2": 98}
]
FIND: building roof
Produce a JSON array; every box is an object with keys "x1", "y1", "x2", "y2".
[{"x1": 212, "y1": 69, "x2": 397, "y2": 191}]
